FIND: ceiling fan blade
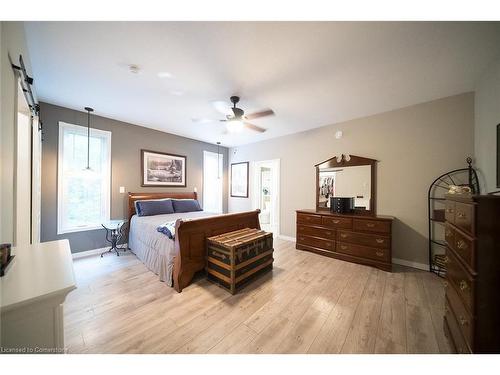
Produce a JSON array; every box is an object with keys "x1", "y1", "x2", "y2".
[
  {"x1": 245, "y1": 109, "x2": 274, "y2": 120},
  {"x1": 244, "y1": 122, "x2": 267, "y2": 133},
  {"x1": 212, "y1": 100, "x2": 233, "y2": 116}
]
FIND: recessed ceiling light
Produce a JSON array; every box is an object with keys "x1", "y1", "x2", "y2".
[
  {"x1": 129, "y1": 64, "x2": 141, "y2": 74},
  {"x1": 158, "y1": 72, "x2": 172, "y2": 78}
]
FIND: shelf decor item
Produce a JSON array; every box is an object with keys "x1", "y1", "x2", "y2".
[
  {"x1": 141, "y1": 149, "x2": 186, "y2": 187},
  {"x1": 0, "y1": 243, "x2": 14, "y2": 277}
]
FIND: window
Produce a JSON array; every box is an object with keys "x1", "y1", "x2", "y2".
[
  {"x1": 57, "y1": 122, "x2": 111, "y2": 234},
  {"x1": 203, "y1": 151, "x2": 223, "y2": 213}
]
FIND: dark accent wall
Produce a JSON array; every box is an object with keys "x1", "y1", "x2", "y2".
[{"x1": 40, "y1": 102, "x2": 229, "y2": 253}]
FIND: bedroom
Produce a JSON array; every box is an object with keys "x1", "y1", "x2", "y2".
[{"x1": 2, "y1": 1, "x2": 500, "y2": 372}]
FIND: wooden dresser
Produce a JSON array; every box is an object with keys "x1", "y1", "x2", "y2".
[
  {"x1": 296, "y1": 209, "x2": 393, "y2": 271},
  {"x1": 443, "y1": 194, "x2": 500, "y2": 353}
]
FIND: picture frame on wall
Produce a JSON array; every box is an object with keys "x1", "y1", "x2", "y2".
[
  {"x1": 141, "y1": 149, "x2": 186, "y2": 187},
  {"x1": 231, "y1": 162, "x2": 249, "y2": 198}
]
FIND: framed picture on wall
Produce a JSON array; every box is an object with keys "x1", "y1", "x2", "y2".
[
  {"x1": 141, "y1": 149, "x2": 186, "y2": 187},
  {"x1": 231, "y1": 162, "x2": 249, "y2": 198}
]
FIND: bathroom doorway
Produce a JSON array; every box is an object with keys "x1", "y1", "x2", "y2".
[{"x1": 252, "y1": 159, "x2": 280, "y2": 235}]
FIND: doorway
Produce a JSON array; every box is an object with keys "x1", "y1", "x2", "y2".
[{"x1": 252, "y1": 159, "x2": 280, "y2": 235}]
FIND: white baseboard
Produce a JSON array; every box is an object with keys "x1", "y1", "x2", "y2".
[
  {"x1": 72, "y1": 244, "x2": 128, "y2": 259},
  {"x1": 392, "y1": 257, "x2": 429, "y2": 271},
  {"x1": 277, "y1": 234, "x2": 296, "y2": 242}
]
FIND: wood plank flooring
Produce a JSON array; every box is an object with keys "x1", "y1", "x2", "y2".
[{"x1": 64, "y1": 238, "x2": 453, "y2": 354}]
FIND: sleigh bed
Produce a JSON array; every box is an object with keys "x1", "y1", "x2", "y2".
[{"x1": 127, "y1": 192, "x2": 261, "y2": 292}]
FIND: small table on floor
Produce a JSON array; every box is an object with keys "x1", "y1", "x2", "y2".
[{"x1": 101, "y1": 220, "x2": 128, "y2": 257}]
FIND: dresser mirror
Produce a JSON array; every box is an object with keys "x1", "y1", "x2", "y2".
[{"x1": 315, "y1": 154, "x2": 377, "y2": 215}]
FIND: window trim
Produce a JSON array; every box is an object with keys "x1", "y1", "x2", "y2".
[{"x1": 57, "y1": 121, "x2": 112, "y2": 235}]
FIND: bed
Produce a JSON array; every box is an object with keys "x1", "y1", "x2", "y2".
[{"x1": 127, "y1": 192, "x2": 261, "y2": 292}]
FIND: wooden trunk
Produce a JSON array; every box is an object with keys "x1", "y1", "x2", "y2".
[{"x1": 206, "y1": 228, "x2": 274, "y2": 294}]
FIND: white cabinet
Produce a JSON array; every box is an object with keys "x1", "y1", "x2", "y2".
[{"x1": 1, "y1": 240, "x2": 76, "y2": 353}]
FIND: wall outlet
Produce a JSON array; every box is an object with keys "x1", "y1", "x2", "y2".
[{"x1": 119, "y1": 186, "x2": 125, "y2": 194}]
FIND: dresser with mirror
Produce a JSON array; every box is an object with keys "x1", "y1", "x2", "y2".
[{"x1": 296, "y1": 154, "x2": 394, "y2": 271}]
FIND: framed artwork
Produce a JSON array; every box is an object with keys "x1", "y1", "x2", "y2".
[
  {"x1": 231, "y1": 162, "x2": 249, "y2": 198},
  {"x1": 141, "y1": 149, "x2": 186, "y2": 187}
]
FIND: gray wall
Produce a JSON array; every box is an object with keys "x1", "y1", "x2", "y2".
[
  {"x1": 40, "y1": 102, "x2": 229, "y2": 253},
  {"x1": 229, "y1": 93, "x2": 475, "y2": 267},
  {"x1": 474, "y1": 57, "x2": 500, "y2": 193}
]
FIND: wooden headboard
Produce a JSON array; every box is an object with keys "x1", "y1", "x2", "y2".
[{"x1": 127, "y1": 191, "x2": 198, "y2": 223}]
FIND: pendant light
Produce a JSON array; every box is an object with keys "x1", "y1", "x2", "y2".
[
  {"x1": 216, "y1": 142, "x2": 221, "y2": 179},
  {"x1": 84, "y1": 107, "x2": 94, "y2": 171}
]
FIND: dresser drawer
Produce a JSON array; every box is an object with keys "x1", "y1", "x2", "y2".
[
  {"x1": 297, "y1": 213, "x2": 322, "y2": 225},
  {"x1": 446, "y1": 247, "x2": 475, "y2": 315},
  {"x1": 297, "y1": 225, "x2": 335, "y2": 240},
  {"x1": 446, "y1": 277, "x2": 474, "y2": 349},
  {"x1": 453, "y1": 229, "x2": 476, "y2": 272},
  {"x1": 454, "y1": 202, "x2": 475, "y2": 236},
  {"x1": 353, "y1": 219, "x2": 391, "y2": 234},
  {"x1": 297, "y1": 235, "x2": 334, "y2": 252},
  {"x1": 322, "y1": 216, "x2": 352, "y2": 229},
  {"x1": 336, "y1": 241, "x2": 389, "y2": 262},
  {"x1": 445, "y1": 300, "x2": 472, "y2": 354},
  {"x1": 445, "y1": 223, "x2": 455, "y2": 249},
  {"x1": 337, "y1": 230, "x2": 390, "y2": 249},
  {"x1": 445, "y1": 200, "x2": 455, "y2": 224}
]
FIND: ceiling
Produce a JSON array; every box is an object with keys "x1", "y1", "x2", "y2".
[{"x1": 25, "y1": 22, "x2": 500, "y2": 147}]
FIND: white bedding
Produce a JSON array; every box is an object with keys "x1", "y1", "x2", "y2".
[{"x1": 128, "y1": 211, "x2": 217, "y2": 286}]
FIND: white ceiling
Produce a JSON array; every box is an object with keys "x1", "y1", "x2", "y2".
[{"x1": 25, "y1": 22, "x2": 500, "y2": 147}]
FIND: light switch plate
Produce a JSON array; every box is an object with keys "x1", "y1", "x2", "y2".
[{"x1": 119, "y1": 186, "x2": 125, "y2": 194}]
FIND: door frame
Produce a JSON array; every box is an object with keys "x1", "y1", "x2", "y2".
[{"x1": 251, "y1": 159, "x2": 280, "y2": 236}]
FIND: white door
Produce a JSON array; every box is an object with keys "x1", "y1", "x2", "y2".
[
  {"x1": 203, "y1": 151, "x2": 223, "y2": 213},
  {"x1": 15, "y1": 78, "x2": 32, "y2": 246},
  {"x1": 31, "y1": 115, "x2": 42, "y2": 243},
  {"x1": 252, "y1": 159, "x2": 280, "y2": 235}
]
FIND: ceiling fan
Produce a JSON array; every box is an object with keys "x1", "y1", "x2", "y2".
[{"x1": 194, "y1": 96, "x2": 275, "y2": 133}]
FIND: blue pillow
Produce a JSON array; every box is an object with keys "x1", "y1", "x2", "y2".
[
  {"x1": 136, "y1": 199, "x2": 174, "y2": 216},
  {"x1": 172, "y1": 199, "x2": 202, "y2": 213}
]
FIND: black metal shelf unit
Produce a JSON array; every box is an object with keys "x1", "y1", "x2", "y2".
[{"x1": 427, "y1": 157, "x2": 479, "y2": 277}]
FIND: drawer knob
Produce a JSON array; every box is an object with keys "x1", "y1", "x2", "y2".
[
  {"x1": 340, "y1": 245, "x2": 348, "y2": 250},
  {"x1": 326, "y1": 231, "x2": 332, "y2": 236},
  {"x1": 375, "y1": 239, "x2": 384, "y2": 244},
  {"x1": 332, "y1": 220, "x2": 340, "y2": 224},
  {"x1": 459, "y1": 280, "x2": 469, "y2": 291},
  {"x1": 459, "y1": 316, "x2": 469, "y2": 326},
  {"x1": 366, "y1": 223, "x2": 375, "y2": 228},
  {"x1": 456, "y1": 240, "x2": 467, "y2": 250},
  {"x1": 456, "y1": 211, "x2": 466, "y2": 218},
  {"x1": 376, "y1": 251, "x2": 384, "y2": 257},
  {"x1": 340, "y1": 233, "x2": 347, "y2": 238}
]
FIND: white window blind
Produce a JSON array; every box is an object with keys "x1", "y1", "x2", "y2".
[
  {"x1": 203, "y1": 150, "x2": 223, "y2": 213},
  {"x1": 57, "y1": 122, "x2": 111, "y2": 234}
]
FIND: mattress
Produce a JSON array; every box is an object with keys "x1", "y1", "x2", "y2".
[{"x1": 128, "y1": 211, "x2": 217, "y2": 286}]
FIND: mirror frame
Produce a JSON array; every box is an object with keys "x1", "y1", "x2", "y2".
[{"x1": 315, "y1": 154, "x2": 377, "y2": 216}]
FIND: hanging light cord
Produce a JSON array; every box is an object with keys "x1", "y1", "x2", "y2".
[
  {"x1": 84, "y1": 107, "x2": 94, "y2": 170},
  {"x1": 217, "y1": 142, "x2": 221, "y2": 179}
]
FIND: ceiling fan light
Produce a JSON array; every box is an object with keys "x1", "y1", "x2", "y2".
[{"x1": 226, "y1": 120, "x2": 244, "y2": 133}]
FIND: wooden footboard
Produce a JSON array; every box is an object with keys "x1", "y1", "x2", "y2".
[{"x1": 173, "y1": 210, "x2": 261, "y2": 292}]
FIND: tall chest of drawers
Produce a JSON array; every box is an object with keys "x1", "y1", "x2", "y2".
[
  {"x1": 443, "y1": 194, "x2": 500, "y2": 353},
  {"x1": 296, "y1": 209, "x2": 393, "y2": 271}
]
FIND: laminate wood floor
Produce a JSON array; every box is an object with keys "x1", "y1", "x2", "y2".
[{"x1": 65, "y1": 239, "x2": 453, "y2": 354}]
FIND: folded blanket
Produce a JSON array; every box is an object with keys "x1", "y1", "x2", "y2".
[{"x1": 157, "y1": 221, "x2": 176, "y2": 239}]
